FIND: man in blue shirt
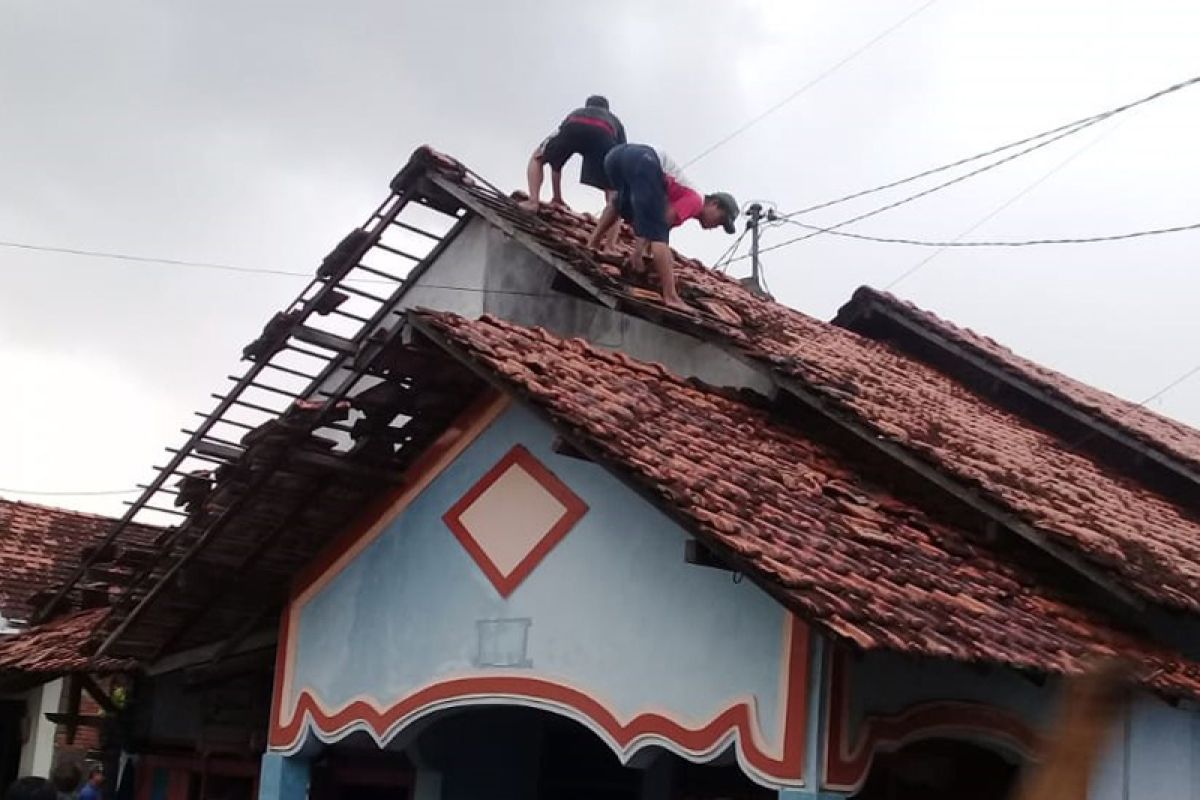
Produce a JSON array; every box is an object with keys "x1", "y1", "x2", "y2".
[{"x1": 77, "y1": 769, "x2": 103, "y2": 800}]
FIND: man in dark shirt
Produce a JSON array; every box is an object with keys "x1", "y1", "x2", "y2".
[
  {"x1": 49, "y1": 761, "x2": 81, "y2": 800},
  {"x1": 6, "y1": 779, "x2": 56, "y2": 800},
  {"x1": 520, "y1": 95, "x2": 626, "y2": 211}
]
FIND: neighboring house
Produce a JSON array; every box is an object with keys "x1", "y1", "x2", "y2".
[
  {"x1": 0, "y1": 500, "x2": 156, "y2": 789},
  {"x1": 2, "y1": 147, "x2": 1198, "y2": 800}
]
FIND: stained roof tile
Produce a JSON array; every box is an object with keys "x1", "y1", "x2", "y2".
[
  {"x1": 844, "y1": 285, "x2": 1200, "y2": 471},
  {"x1": 0, "y1": 607, "x2": 132, "y2": 675}
]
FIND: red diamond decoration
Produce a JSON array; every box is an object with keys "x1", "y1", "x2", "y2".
[{"x1": 443, "y1": 445, "x2": 588, "y2": 597}]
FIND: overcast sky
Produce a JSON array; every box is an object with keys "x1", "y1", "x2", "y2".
[{"x1": 2, "y1": 0, "x2": 1198, "y2": 516}]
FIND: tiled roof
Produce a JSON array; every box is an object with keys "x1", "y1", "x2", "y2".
[
  {"x1": 841, "y1": 286, "x2": 1200, "y2": 471},
  {"x1": 0, "y1": 499, "x2": 156, "y2": 623},
  {"x1": 413, "y1": 149, "x2": 1200, "y2": 614},
  {"x1": 413, "y1": 310, "x2": 1200, "y2": 699},
  {"x1": 0, "y1": 608, "x2": 132, "y2": 675}
]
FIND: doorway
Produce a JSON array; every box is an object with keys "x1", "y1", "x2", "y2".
[{"x1": 853, "y1": 737, "x2": 1020, "y2": 800}]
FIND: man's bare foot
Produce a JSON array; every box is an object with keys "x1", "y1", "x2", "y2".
[
  {"x1": 518, "y1": 198, "x2": 540, "y2": 212},
  {"x1": 661, "y1": 292, "x2": 689, "y2": 310},
  {"x1": 548, "y1": 198, "x2": 570, "y2": 210}
]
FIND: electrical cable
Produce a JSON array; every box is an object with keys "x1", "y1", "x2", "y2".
[
  {"x1": 682, "y1": 0, "x2": 938, "y2": 168},
  {"x1": 713, "y1": 227, "x2": 750, "y2": 272},
  {"x1": 777, "y1": 71, "x2": 1200, "y2": 221},
  {"x1": 0, "y1": 487, "x2": 140, "y2": 497},
  {"x1": 777, "y1": 216, "x2": 1200, "y2": 249},
  {"x1": 884, "y1": 118, "x2": 1124, "y2": 289},
  {"x1": 0, "y1": 241, "x2": 561, "y2": 297},
  {"x1": 731, "y1": 116, "x2": 1107, "y2": 263}
]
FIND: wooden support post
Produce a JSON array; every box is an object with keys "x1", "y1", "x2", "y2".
[{"x1": 79, "y1": 674, "x2": 121, "y2": 717}]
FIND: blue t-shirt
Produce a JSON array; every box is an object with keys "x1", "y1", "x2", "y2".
[{"x1": 79, "y1": 785, "x2": 101, "y2": 800}]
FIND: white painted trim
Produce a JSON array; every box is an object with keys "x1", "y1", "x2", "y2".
[{"x1": 18, "y1": 679, "x2": 64, "y2": 777}]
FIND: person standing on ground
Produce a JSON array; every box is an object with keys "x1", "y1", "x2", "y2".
[
  {"x1": 587, "y1": 143, "x2": 738, "y2": 308},
  {"x1": 76, "y1": 769, "x2": 102, "y2": 800},
  {"x1": 520, "y1": 96, "x2": 626, "y2": 212},
  {"x1": 5, "y1": 778, "x2": 56, "y2": 800}
]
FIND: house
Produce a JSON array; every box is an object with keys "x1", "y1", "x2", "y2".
[
  {"x1": 2, "y1": 146, "x2": 1199, "y2": 800},
  {"x1": 0, "y1": 500, "x2": 157, "y2": 788}
]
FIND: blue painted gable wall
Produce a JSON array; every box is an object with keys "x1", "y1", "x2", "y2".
[{"x1": 280, "y1": 402, "x2": 802, "y2": 788}]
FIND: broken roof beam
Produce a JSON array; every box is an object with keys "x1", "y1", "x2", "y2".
[
  {"x1": 193, "y1": 440, "x2": 245, "y2": 463},
  {"x1": 150, "y1": 493, "x2": 321, "y2": 659},
  {"x1": 291, "y1": 324, "x2": 358, "y2": 356}
]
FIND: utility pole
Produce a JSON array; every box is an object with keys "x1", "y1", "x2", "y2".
[{"x1": 739, "y1": 203, "x2": 774, "y2": 299}]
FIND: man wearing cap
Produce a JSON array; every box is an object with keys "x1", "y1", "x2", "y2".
[
  {"x1": 587, "y1": 143, "x2": 738, "y2": 308},
  {"x1": 520, "y1": 95, "x2": 626, "y2": 212}
]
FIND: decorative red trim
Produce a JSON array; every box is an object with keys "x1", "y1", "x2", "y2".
[
  {"x1": 273, "y1": 616, "x2": 811, "y2": 786},
  {"x1": 441, "y1": 444, "x2": 588, "y2": 598},
  {"x1": 270, "y1": 391, "x2": 509, "y2": 738},
  {"x1": 822, "y1": 648, "x2": 1040, "y2": 792}
]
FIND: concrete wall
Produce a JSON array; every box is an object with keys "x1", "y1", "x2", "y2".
[
  {"x1": 1090, "y1": 696, "x2": 1200, "y2": 800},
  {"x1": 475, "y1": 223, "x2": 774, "y2": 396},
  {"x1": 388, "y1": 218, "x2": 774, "y2": 397}
]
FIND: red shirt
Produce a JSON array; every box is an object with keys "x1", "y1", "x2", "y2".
[
  {"x1": 667, "y1": 182, "x2": 704, "y2": 226},
  {"x1": 656, "y1": 150, "x2": 703, "y2": 227}
]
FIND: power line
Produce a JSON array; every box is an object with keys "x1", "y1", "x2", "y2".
[
  {"x1": 0, "y1": 240, "x2": 309, "y2": 279},
  {"x1": 0, "y1": 487, "x2": 139, "y2": 497},
  {"x1": 732, "y1": 115, "x2": 1107, "y2": 262},
  {"x1": 0, "y1": 241, "x2": 561, "y2": 298},
  {"x1": 778, "y1": 216, "x2": 1200, "y2": 249},
  {"x1": 682, "y1": 0, "x2": 938, "y2": 169},
  {"x1": 884, "y1": 118, "x2": 1124, "y2": 289},
  {"x1": 713, "y1": 227, "x2": 750, "y2": 272},
  {"x1": 1139, "y1": 363, "x2": 1200, "y2": 407},
  {"x1": 734, "y1": 68, "x2": 1200, "y2": 264},
  {"x1": 777, "y1": 71, "x2": 1200, "y2": 221}
]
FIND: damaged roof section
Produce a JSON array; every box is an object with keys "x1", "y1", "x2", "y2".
[
  {"x1": 0, "y1": 608, "x2": 133, "y2": 679},
  {"x1": 30, "y1": 154, "x2": 484, "y2": 664},
  {"x1": 18, "y1": 144, "x2": 1200, "y2": 687},
  {"x1": 409, "y1": 309, "x2": 1200, "y2": 700},
  {"x1": 406, "y1": 148, "x2": 1200, "y2": 618}
]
